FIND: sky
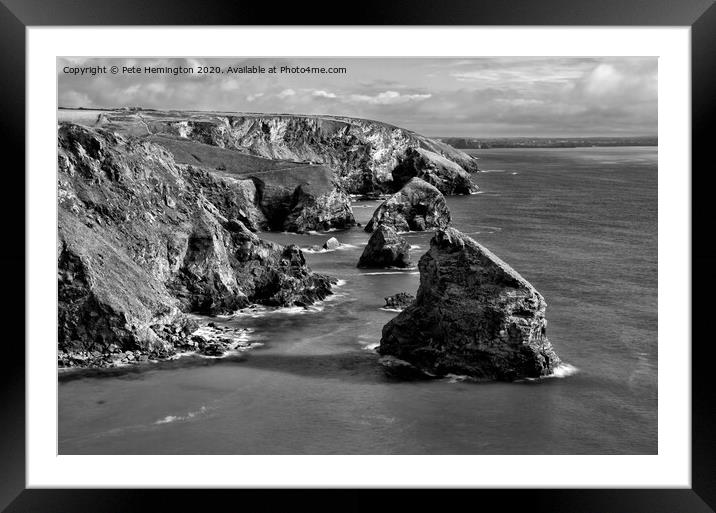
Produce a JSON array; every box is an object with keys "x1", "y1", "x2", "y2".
[{"x1": 58, "y1": 57, "x2": 657, "y2": 138}]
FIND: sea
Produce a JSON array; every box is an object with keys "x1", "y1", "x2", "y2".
[{"x1": 58, "y1": 146, "x2": 657, "y2": 454}]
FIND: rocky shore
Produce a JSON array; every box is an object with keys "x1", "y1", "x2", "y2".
[
  {"x1": 57, "y1": 108, "x2": 563, "y2": 382},
  {"x1": 383, "y1": 293, "x2": 415, "y2": 311},
  {"x1": 58, "y1": 123, "x2": 336, "y2": 367},
  {"x1": 58, "y1": 320, "x2": 255, "y2": 369}
]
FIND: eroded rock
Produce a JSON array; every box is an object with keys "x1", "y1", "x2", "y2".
[
  {"x1": 392, "y1": 147, "x2": 478, "y2": 195},
  {"x1": 357, "y1": 226, "x2": 411, "y2": 268},
  {"x1": 58, "y1": 123, "x2": 334, "y2": 363},
  {"x1": 383, "y1": 292, "x2": 415, "y2": 310},
  {"x1": 379, "y1": 228, "x2": 561, "y2": 381},
  {"x1": 365, "y1": 178, "x2": 451, "y2": 233}
]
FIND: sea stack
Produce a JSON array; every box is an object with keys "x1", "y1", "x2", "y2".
[
  {"x1": 357, "y1": 225, "x2": 411, "y2": 268},
  {"x1": 364, "y1": 177, "x2": 451, "y2": 233},
  {"x1": 378, "y1": 228, "x2": 561, "y2": 381}
]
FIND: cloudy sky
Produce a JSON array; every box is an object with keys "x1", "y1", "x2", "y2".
[{"x1": 58, "y1": 57, "x2": 657, "y2": 137}]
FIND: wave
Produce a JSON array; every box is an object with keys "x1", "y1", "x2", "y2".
[
  {"x1": 547, "y1": 363, "x2": 579, "y2": 378},
  {"x1": 409, "y1": 244, "x2": 421, "y2": 250},
  {"x1": 230, "y1": 288, "x2": 347, "y2": 318},
  {"x1": 357, "y1": 334, "x2": 380, "y2": 351},
  {"x1": 480, "y1": 169, "x2": 507, "y2": 173},
  {"x1": 233, "y1": 304, "x2": 326, "y2": 318},
  {"x1": 302, "y1": 243, "x2": 358, "y2": 254},
  {"x1": 306, "y1": 227, "x2": 342, "y2": 235},
  {"x1": 154, "y1": 405, "x2": 208, "y2": 425},
  {"x1": 197, "y1": 342, "x2": 264, "y2": 359},
  {"x1": 362, "y1": 271, "x2": 419, "y2": 276},
  {"x1": 444, "y1": 373, "x2": 472, "y2": 383},
  {"x1": 520, "y1": 363, "x2": 579, "y2": 382},
  {"x1": 397, "y1": 229, "x2": 433, "y2": 235},
  {"x1": 379, "y1": 307, "x2": 403, "y2": 313}
]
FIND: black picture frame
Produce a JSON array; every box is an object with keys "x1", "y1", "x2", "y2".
[{"x1": 3, "y1": 1, "x2": 714, "y2": 511}]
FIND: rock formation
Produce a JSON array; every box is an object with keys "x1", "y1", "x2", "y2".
[
  {"x1": 58, "y1": 123, "x2": 334, "y2": 363},
  {"x1": 378, "y1": 228, "x2": 561, "y2": 381},
  {"x1": 383, "y1": 293, "x2": 415, "y2": 310},
  {"x1": 143, "y1": 135, "x2": 355, "y2": 233},
  {"x1": 357, "y1": 225, "x2": 411, "y2": 268},
  {"x1": 67, "y1": 109, "x2": 478, "y2": 195},
  {"x1": 323, "y1": 237, "x2": 340, "y2": 250},
  {"x1": 392, "y1": 147, "x2": 478, "y2": 195},
  {"x1": 365, "y1": 178, "x2": 451, "y2": 233}
]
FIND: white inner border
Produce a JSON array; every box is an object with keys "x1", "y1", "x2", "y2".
[{"x1": 27, "y1": 27, "x2": 690, "y2": 488}]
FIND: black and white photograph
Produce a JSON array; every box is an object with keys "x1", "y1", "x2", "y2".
[{"x1": 56, "y1": 56, "x2": 658, "y2": 455}]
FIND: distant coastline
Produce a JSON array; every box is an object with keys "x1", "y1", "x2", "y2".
[{"x1": 438, "y1": 136, "x2": 657, "y2": 149}]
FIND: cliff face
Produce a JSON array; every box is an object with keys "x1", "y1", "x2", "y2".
[
  {"x1": 58, "y1": 123, "x2": 333, "y2": 357},
  {"x1": 392, "y1": 147, "x2": 478, "y2": 195},
  {"x1": 88, "y1": 110, "x2": 479, "y2": 195},
  {"x1": 379, "y1": 228, "x2": 561, "y2": 381},
  {"x1": 145, "y1": 135, "x2": 355, "y2": 233}
]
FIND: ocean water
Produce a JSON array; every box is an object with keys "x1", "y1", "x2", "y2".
[{"x1": 58, "y1": 147, "x2": 657, "y2": 455}]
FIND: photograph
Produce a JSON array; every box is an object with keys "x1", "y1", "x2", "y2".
[{"x1": 56, "y1": 56, "x2": 658, "y2": 455}]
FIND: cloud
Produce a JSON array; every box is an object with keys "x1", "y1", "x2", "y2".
[
  {"x1": 312, "y1": 90, "x2": 337, "y2": 99},
  {"x1": 57, "y1": 57, "x2": 657, "y2": 136},
  {"x1": 349, "y1": 90, "x2": 432, "y2": 105},
  {"x1": 277, "y1": 88, "x2": 296, "y2": 99}
]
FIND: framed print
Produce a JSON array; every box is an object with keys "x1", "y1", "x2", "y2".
[{"x1": 3, "y1": 0, "x2": 716, "y2": 510}]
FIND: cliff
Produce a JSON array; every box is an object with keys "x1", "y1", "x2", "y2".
[
  {"x1": 146, "y1": 135, "x2": 355, "y2": 232},
  {"x1": 76, "y1": 109, "x2": 479, "y2": 195},
  {"x1": 392, "y1": 147, "x2": 477, "y2": 195},
  {"x1": 379, "y1": 228, "x2": 561, "y2": 381},
  {"x1": 57, "y1": 123, "x2": 334, "y2": 362}
]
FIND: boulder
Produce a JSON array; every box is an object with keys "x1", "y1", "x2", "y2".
[
  {"x1": 379, "y1": 228, "x2": 561, "y2": 381},
  {"x1": 323, "y1": 237, "x2": 341, "y2": 250},
  {"x1": 364, "y1": 178, "x2": 451, "y2": 233},
  {"x1": 357, "y1": 226, "x2": 411, "y2": 268},
  {"x1": 392, "y1": 147, "x2": 478, "y2": 195},
  {"x1": 200, "y1": 342, "x2": 225, "y2": 357},
  {"x1": 383, "y1": 292, "x2": 415, "y2": 310}
]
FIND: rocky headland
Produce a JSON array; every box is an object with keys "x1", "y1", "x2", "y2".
[
  {"x1": 392, "y1": 147, "x2": 478, "y2": 195},
  {"x1": 378, "y1": 228, "x2": 561, "y2": 381},
  {"x1": 61, "y1": 109, "x2": 479, "y2": 196},
  {"x1": 56, "y1": 109, "x2": 564, "y2": 383},
  {"x1": 58, "y1": 123, "x2": 335, "y2": 367}
]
